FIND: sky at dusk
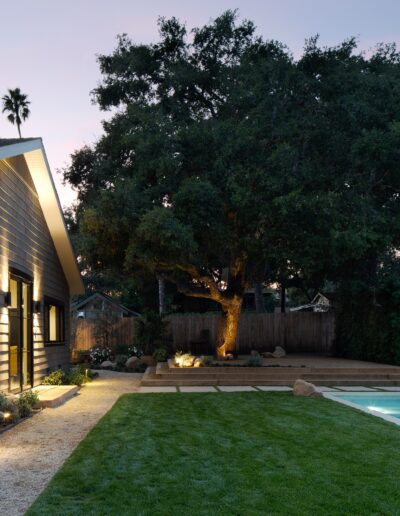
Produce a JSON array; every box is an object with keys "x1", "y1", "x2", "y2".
[{"x1": 1, "y1": 0, "x2": 399, "y2": 207}]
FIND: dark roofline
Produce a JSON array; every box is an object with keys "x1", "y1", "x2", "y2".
[
  {"x1": 71, "y1": 292, "x2": 140, "y2": 316},
  {"x1": 0, "y1": 137, "x2": 39, "y2": 148}
]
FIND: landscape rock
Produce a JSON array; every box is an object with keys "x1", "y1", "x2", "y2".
[
  {"x1": 262, "y1": 346, "x2": 287, "y2": 359},
  {"x1": 125, "y1": 356, "x2": 139, "y2": 369},
  {"x1": 193, "y1": 358, "x2": 203, "y2": 368},
  {"x1": 293, "y1": 379, "x2": 322, "y2": 397},
  {"x1": 225, "y1": 353, "x2": 234, "y2": 360},
  {"x1": 100, "y1": 360, "x2": 114, "y2": 369},
  {"x1": 250, "y1": 350, "x2": 260, "y2": 357},
  {"x1": 273, "y1": 346, "x2": 286, "y2": 358}
]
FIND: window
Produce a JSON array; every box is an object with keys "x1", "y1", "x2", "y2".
[{"x1": 44, "y1": 299, "x2": 65, "y2": 344}]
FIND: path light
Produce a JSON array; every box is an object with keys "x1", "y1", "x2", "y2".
[{"x1": 3, "y1": 411, "x2": 11, "y2": 423}]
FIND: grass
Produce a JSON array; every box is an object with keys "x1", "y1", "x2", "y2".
[{"x1": 28, "y1": 392, "x2": 400, "y2": 515}]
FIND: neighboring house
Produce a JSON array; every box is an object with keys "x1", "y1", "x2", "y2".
[
  {"x1": 0, "y1": 138, "x2": 84, "y2": 392},
  {"x1": 71, "y1": 292, "x2": 139, "y2": 320}
]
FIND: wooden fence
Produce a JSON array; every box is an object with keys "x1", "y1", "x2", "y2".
[{"x1": 71, "y1": 311, "x2": 335, "y2": 354}]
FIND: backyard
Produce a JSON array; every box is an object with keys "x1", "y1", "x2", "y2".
[{"x1": 28, "y1": 392, "x2": 400, "y2": 515}]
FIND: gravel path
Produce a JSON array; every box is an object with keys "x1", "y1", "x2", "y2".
[{"x1": 0, "y1": 370, "x2": 141, "y2": 515}]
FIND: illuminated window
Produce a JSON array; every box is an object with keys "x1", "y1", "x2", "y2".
[{"x1": 44, "y1": 300, "x2": 65, "y2": 343}]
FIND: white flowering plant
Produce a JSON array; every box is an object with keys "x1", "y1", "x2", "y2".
[{"x1": 89, "y1": 347, "x2": 113, "y2": 366}]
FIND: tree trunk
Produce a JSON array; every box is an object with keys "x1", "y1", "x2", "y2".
[
  {"x1": 254, "y1": 282, "x2": 265, "y2": 313},
  {"x1": 217, "y1": 296, "x2": 242, "y2": 359},
  {"x1": 17, "y1": 123, "x2": 21, "y2": 138},
  {"x1": 158, "y1": 277, "x2": 167, "y2": 315},
  {"x1": 280, "y1": 283, "x2": 286, "y2": 313}
]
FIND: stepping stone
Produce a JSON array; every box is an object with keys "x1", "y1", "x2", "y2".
[
  {"x1": 137, "y1": 386, "x2": 177, "y2": 393},
  {"x1": 333, "y1": 386, "x2": 376, "y2": 391},
  {"x1": 374, "y1": 386, "x2": 400, "y2": 391},
  {"x1": 256, "y1": 386, "x2": 292, "y2": 392},
  {"x1": 218, "y1": 386, "x2": 256, "y2": 392},
  {"x1": 36, "y1": 385, "x2": 79, "y2": 408},
  {"x1": 179, "y1": 386, "x2": 218, "y2": 393}
]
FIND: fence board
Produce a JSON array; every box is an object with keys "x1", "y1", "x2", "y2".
[{"x1": 71, "y1": 312, "x2": 335, "y2": 354}]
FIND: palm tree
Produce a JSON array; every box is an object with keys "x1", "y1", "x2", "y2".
[{"x1": 2, "y1": 88, "x2": 30, "y2": 138}]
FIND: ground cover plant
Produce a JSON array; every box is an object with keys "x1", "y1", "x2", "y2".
[{"x1": 28, "y1": 392, "x2": 400, "y2": 515}]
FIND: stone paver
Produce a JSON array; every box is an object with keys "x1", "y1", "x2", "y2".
[
  {"x1": 0, "y1": 370, "x2": 141, "y2": 516},
  {"x1": 333, "y1": 386, "x2": 376, "y2": 391},
  {"x1": 373, "y1": 386, "x2": 400, "y2": 391},
  {"x1": 256, "y1": 386, "x2": 292, "y2": 392},
  {"x1": 137, "y1": 386, "x2": 177, "y2": 393},
  {"x1": 179, "y1": 386, "x2": 217, "y2": 393},
  {"x1": 218, "y1": 386, "x2": 256, "y2": 392}
]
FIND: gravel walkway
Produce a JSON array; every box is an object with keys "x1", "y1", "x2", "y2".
[{"x1": 0, "y1": 370, "x2": 141, "y2": 515}]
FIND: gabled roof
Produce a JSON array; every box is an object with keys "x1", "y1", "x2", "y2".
[
  {"x1": 71, "y1": 292, "x2": 140, "y2": 316},
  {"x1": 0, "y1": 138, "x2": 84, "y2": 295}
]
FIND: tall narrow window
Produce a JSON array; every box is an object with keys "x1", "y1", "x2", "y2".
[{"x1": 44, "y1": 300, "x2": 65, "y2": 344}]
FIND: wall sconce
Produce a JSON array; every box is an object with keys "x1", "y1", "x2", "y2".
[
  {"x1": 33, "y1": 300, "x2": 41, "y2": 313},
  {"x1": 0, "y1": 291, "x2": 11, "y2": 307}
]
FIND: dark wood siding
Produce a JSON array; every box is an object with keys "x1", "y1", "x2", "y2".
[{"x1": 0, "y1": 155, "x2": 70, "y2": 390}]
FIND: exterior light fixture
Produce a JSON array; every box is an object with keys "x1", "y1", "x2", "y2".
[
  {"x1": 1, "y1": 291, "x2": 11, "y2": 307},
  {"x1": 33, "y1": 300, "x2": 41, "y2": 313}
]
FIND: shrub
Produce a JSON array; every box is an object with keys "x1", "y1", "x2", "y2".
[
  {"x1": 67, "y1": 371, "x2": 86, "y2": 387},
  {"x1": 43, "y1": 369, "x2": 67, "y2": 385},
  {"x1": 134, "y1": 311, "x2": 168, "y2": 354},
  {"x1": 115, "y1": 354, "x2": 128, "y2": 368},
  {"x1": 16, "y1": 393, "x2": 36, "y2": 418},
  {"x1": 89, "y1": 347, "x2": 113, "y2": 366},
  {"x1": 0, "y1": 392, "x2": 9, "y2": 411},
  {"x1": 246, "y1": 356, "x2": 263, "y2": 367},
  {"x1": 202, "y1": 355, "x2": 214, "y2": 366},
  {"x1": 153, "y1": 347, "x2": 168, "y2": 362},
  {"x1": 133, "y1": 362, "x2": 148, "y2": 373}
]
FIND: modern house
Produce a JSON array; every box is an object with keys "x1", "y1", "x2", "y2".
[
  {"x1": 0, "y1": 138, "x2": 84, "y2": 392},
  {"x1": 71, "y1": 292, "x2": 139, "y2": 320}
]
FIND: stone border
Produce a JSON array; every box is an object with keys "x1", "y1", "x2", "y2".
[{"x1": 323, "y1": 391, "x2": 400, "y2": 427}]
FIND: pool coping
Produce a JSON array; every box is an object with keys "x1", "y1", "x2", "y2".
[{"x1": 323, "y1": 392, "x2": 400, "y2": 426}]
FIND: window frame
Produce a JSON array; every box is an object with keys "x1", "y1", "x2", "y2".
[{"x1": 43, "y1": 296, "x2": 65, "y2": 346}]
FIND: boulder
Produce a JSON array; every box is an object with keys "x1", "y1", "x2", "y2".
[
  {"x1": 125, "y1": 356, "x2": 138, "y2": 369},
  {"x1": 225, "y1": 353, "x2": 234, "y2": 360},
  {"x1": 262, "y1": 352, "x2": 274, "y2": 358},
  {"x1": 100, "y1": 360, "x2": 114, "y2": 369},
  {"x1": 273, "y1": 346, "x2": 286, "y2": 358},
  {"x1": 293, "y1": 379, "x2": 322, "y2": 397},
  {"x1": 250, "y1": 350, "x2": 260, "y2": 357}
]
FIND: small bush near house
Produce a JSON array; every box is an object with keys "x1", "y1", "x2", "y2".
[
  {"x1": 43, "y1": 370, "x2": 67, "y2": 385},
  {"x1": 153, "y1": 347, "x2": 168, "y2": 362},
  {"x1": 114, "y1": 354, "x2": 129, "y2": 371},
  {"x1": 67, "y1": 371, "x2": 86, "y2": 387},
  {"x1": 0, "y1": 392, "x2": 20, "y2": 424},
  {"x1": 17, "y1": 390, "x2": 40, "y2": 418}
]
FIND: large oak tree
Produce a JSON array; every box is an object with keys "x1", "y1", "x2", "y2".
[{"x1": 65, "y1": 12, "x2": 400, "y2": 358}]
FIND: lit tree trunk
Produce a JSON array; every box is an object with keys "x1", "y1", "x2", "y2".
[
  {"x1": 254, "y1": 282, "x2": 265, "y2": 313},
  {"x1": 217, "y1": 296, "x2": 242, "y2": 359}
]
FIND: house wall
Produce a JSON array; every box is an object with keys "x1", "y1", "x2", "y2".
[{"x1": 0, "y1": 155, "x2": 70, "y2": 390}]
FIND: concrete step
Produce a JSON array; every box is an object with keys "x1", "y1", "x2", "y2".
[
  {"x1": 163, "y1": 362, "x2": 400, "y2": 375},
  {"x1": 141, "y1": 373, "x2": 400, "y2": 387},
  {"x1": 33, "y1": 385, "x2": 79, "y2": 408}
]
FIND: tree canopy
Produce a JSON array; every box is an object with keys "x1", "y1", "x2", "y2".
[{"x1": 65, "y1": 11, "x2": 400, "y2": 358}]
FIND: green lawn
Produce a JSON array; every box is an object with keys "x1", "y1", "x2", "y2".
[{"x1": 28, "y1": 392, "x2": 400, "y2": 515}]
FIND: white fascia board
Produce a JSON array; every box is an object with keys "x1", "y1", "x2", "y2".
[{"x1": 0, "y1": 139, "x2": 84, "y2": 295}]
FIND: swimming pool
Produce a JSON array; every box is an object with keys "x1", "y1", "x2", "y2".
[{"x1": 324, "y1": 392, "x2": 400, "y2": 426}]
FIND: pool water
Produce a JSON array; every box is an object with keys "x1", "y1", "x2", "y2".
[{"x1": 330, "y1": 393, "x2": 400, "y2": 419}]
